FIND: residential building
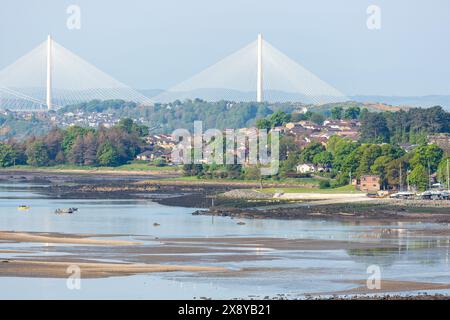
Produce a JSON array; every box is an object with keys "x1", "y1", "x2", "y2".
[{"x1": 353, "y1": 175, "x2": 381, "y2": 193}]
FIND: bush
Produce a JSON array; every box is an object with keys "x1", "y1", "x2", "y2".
[
  {"x1": 319, "y1": 180, "x2": 331, "y2": 189},
  {"x1": 153, "y1": 158, "x2": 166, "y2": 167}
]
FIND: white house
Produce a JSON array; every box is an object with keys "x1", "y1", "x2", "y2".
[{"x1": 296, "y1": 163, "x2": 316, "y2": 174}]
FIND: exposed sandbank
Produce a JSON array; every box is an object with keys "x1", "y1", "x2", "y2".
[{"x1": 0, "y1": 231, "x2": 141, "y2": 246}]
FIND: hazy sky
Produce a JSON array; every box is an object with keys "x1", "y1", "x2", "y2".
[{"x1": 1, "y1": 0, "x2": 449, "y2": 96}]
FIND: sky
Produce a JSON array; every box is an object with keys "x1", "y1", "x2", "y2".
[{"x1": 0, "y1": 0, "x2": 449, "y2": 96}]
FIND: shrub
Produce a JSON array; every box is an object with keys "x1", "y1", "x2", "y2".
[{"x1": 319, "y1": 180, "x2": 331, "y2": 189}]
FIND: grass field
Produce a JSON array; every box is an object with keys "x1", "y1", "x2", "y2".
[
  {"x1": 1, "y1": 165, "x2": 354, "y2": 192},
  {"x1": 162, "y1": 176, "x2": 337, "y2": 188},
  {"x1": 1, "y1": 163, "x2": 181, "y2": 172},
  {"x1": 260, "y1": 185, "x2": 361, "y2": 194}
]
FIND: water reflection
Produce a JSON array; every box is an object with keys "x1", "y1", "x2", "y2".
[{"x1": 1, "y1": 182, "x2": 450, "y2": 299}]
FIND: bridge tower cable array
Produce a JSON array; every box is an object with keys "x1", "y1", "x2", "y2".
[
  {"x1": 154, "y1": 34, "x2": 348, "y2": 104},
  {"x1": 0, "y1": 35, "x2": 153, "y2": 111}
]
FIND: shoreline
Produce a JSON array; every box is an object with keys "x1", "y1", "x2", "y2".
[{"x1": 2, "y1": 170, "x2": 450, "y2": 222}]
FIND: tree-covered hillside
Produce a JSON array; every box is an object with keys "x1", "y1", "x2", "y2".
[{"x1": 58, "y1": 99, "x2": 298, "y2": 132}]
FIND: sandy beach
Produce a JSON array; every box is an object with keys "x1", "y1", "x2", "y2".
[{"x1": 0, "y1": 231, "x2": 141, "y2": 246}]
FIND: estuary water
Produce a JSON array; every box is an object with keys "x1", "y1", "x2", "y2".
[{"x1": 1, "y1": 182, "x2": 450, "y2": 299}]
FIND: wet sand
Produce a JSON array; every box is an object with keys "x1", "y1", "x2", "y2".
[
  {"x1": 1, "y1": 230, "x2": 450, "y2": 298},
  {"x1": 0, "y1": 231, "x2": 400, "y2": 279},
  {"x1": 0, "y1": 231, "x2": 141, "y2": 246},
  {"x1": 157, "y1": 236, "x2": 399, "y2": 251},
  {"x1": 0, "y1": 260, "x2": 225, "y2": 278}
]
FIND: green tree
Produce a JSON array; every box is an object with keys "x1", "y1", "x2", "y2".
[
  {"x1": 371, "y1": 155, "x2": 392, "y2": 188},
  {"x1": 25, "y1": 141, "x2": 50, "y2": 167},
  {"x1": 300, "y1": 142, "x2": 325, "y2": 163},
  {"x1": 279, "y1": 152, "x2": 299, "y2": 177},
  {"x1": 310, "y1": 112, "x2": 325, "y2": 125},
  {"x1": 360, "y1": 112, "x2": 390, "y2": 142},
  {"x1": 437, "y1": 157, "x2": 450, "y2": 187},
  {"x1": 329, "y1": 137, "x2": 359, "y2": 172},
  {"x1": 331, "y1": 107, "x2": 343, "y2": 120},
  {"x1": 408, "y1": 164, "x2": 429, "y2": 191},
  {"x1": 0, "y1": 143, "x2": 16, "y2": 167},
  {"x1": 269, "y1": 111, "x2": 291, "y2": 127},
  {"x1": 312, "y1": 151, "x2": 333, "y2": 167},
  {"x1": 256, "y1": 118, "x2": 272, "y2": 130},
  {"x1": 97, "y1": 141, "x2": 120, "y2": 167},
  {"x1": 356, "y1": 144, "x2": 382, "y2": 175},
  {"x1": 279, "y1": 135, "x2": 299, "y2": 160},
  {"x1": 410, "y1": 144, "x2": 443, "y2": 172},
  {"x1": 62, "y1": 126, "x2": 90, "y2": 154},
  {"x1": 343, "y1": 106, "x2": 361, "y2": 120},
  {"x1": 118, "y1": 118, "x2": 134, "y2": 134}
]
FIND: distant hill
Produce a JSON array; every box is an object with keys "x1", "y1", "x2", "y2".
[
  {"x1": 350, "y1": 95, "x2": 450, "y2": 111},
  {"x1": 307, "y1": 101, "x2": 410, "y2": 115},
  {"x1": 140, "y1": 89, "x2": 450, "y2": 111},
  {"x1": 141, "y1": 88, "x2": 347, "y2": 105}
]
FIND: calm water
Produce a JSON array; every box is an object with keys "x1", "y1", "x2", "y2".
[{"x1": 1, "y1": 182, "x2": 450, "y2": 299}]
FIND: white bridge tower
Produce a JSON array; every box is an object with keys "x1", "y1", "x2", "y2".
[
  {"x1": 46, "y1": 35, "x2": 53, "y2": 110},
  {"x1": 256, "y1": 33, "x2": 263, "y2": 103}
]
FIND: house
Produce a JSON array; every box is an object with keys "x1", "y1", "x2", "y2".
[
  {"x1": 136, "y1": 150, "x2": 172, "y2": 163},
  {"x1": 136, "y1": 151, "x2": 154, "y2": 161},
  {"x1": 145, "y1": 134, "x2": 176, "y2": 150},
  {"x1": 298, "y1": 121, "x2": 322, "y2": 131},
  {"x1": 296, "y1": 163, "x2": 317, "y2": 174},
  {"x1": 336, "y1": 130, "x2": 360, "y2": 141},
  {"x1": 352, "y1": 175, "x2": 381, "y2": 193},
  {"x1": 285, "y1": 122, "x2": 303, "y2": 130}
]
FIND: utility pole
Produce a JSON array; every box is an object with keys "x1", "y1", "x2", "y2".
[
  {"x1": 407, "y1": 170, "x2": 410, "y2": 191},
  {"x1": 428, "y1": 160, "x2": 431, "y2": 190},
  {"x1": 447, "y1": 158, "x2": 449, "y2": 191}
]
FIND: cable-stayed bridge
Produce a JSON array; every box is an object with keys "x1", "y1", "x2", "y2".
[
  {"x1": 154, "y1": 34, "x2": 348, "y2": 105},
  {"x1": 0, "y1": 36, "x2": 153, "y2": 111},
  {"x1": 0, "y1": 34, "x2": 348, "y2": 111}
]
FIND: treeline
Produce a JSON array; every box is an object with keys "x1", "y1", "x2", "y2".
[
  {"x1": 255, "y1": 107, "x2": 361, "y2": 129},
  {"x1": 183, "y1": 135, "x2": 449, "y2": 191},
  {"x1": 0, "y1": 119, "x2": 147, "y2": 168},
  {"x1": 0, "y1": 113, "x2": 53, "y2": 141},
  {"x1": 255, "y1": 106, "x2": 449, "y2": 145},
  {"x1": 59, "y1": 99, "x2": 297, "y2": 133},
  {"x1": 359, "y1": 106, "x2": 450, "y2": 144},
  {"x1": 59, "y1": 99, "x2": 139, "y2": 113},
  {"x1": 280, "y1": 136, "x2": 448, "y2": 191}
]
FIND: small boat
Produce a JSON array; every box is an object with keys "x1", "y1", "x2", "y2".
[
  {"x1": 17, "y1": 205, "x2": 31, "y2": 211},
  {"x1": 153, "y1": 223, "x2": 160, "y2": 227},
  {"x1": 55, "y1": 208, "x2": 76, "y2": 214},
  {"x1": 237, "y1": 221, "x2": 246, "y2": 225}
]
